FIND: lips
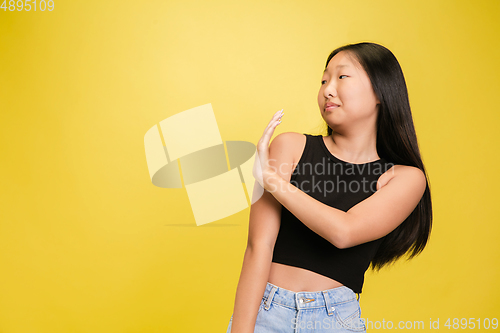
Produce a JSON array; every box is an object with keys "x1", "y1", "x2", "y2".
[{"x1": 325, "y1": 102, "x2": 340, "y2": 110}]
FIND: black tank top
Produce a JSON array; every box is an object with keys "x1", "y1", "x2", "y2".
[{"x1": 271, "y1": 134, "x2": 394, "y2": 293}]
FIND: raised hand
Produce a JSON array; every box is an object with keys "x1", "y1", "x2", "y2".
[{"x1": 252, "y1": 109, "x2": 284, "y2": 192}]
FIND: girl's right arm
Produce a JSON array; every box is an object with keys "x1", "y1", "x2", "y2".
[
  {"x1": 228, "y1": 132, "x2": 305, "y2": 333},
  {"x1": 229, "y1": 189, "x2": 281, "y2": 333}
]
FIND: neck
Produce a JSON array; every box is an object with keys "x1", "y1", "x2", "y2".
[{"x1": 329, "y1": 127, "x2": 379, "y2": 164}]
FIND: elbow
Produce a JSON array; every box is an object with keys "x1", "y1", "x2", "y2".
[
  {"x1": 328, "y1": 224, "x2": 352, "y2": 249},
  {"x1": 331, "y1": 236, "x2": 351, "y2": 250}
]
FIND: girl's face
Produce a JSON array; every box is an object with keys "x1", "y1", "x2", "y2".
[{"x1": 318, "y1": 51, "x2": 380, "y2": 133}]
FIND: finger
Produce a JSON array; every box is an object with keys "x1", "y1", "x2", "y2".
[
  {"x1": 273, "y1": 109, "x2": 284, "y2": 119},
  {"x1": 266, "y1": 111, "x2": 284, "y2": 134},
  {"x1": 263, "y1": 109, "x2": 283, "y2": 129},
  {"x1": 263, "y1": 109, "x2": 284, "y2": 134},
  {"x1": 258, "y1": 113, "x2": 284, "y2": 150},
  {"x1": 262, "y1": 111, "x2": 284, "y2": 138}
]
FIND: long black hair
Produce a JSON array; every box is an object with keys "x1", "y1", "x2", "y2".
[{"x1": 324, "y1": 42, "x2": 432, "y2": 270}]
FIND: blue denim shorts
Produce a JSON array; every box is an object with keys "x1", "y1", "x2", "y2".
[{"x1": 226, "y1": 281, "x2": 366, "y2": 332}]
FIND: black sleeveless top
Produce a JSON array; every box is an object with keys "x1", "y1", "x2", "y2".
[{"x1": 271, "y1": 134, "x2": 394, "y2": 293}]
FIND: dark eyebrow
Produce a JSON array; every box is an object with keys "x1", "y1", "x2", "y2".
[{"x1": 323, "y1": 64, "x2": 349, "y2": 74}]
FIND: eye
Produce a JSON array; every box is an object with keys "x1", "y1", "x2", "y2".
[
  {"x1": 321, "y1": 80, "x2": 327, "y2": 85},
  {"x1": 339, "y1": 75, "x2": 348, "y2": 79}
]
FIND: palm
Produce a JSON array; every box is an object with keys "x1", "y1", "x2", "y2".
[{"x1": 252, "y1": 109, "x2": 283, "y2": 191}]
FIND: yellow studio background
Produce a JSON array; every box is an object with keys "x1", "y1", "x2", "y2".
[{"x1": 0, "y1": 0, "x2": 499, "y2": 332}]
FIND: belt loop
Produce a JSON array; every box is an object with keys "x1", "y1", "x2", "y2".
[
  {"x1": 264, "y1": 285, "x2": 278, "y2": 310},
  {"x1": 322, "y1": 291, "x2": 335, "y2": 316}
]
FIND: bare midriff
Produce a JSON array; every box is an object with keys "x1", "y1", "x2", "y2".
[{"x1": 268, "y1": 262, "x2": 344, "y2": 292}]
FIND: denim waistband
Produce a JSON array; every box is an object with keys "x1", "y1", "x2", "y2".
[{"x1": 262, "y1": 281, "x2": 357, "y2": 315}]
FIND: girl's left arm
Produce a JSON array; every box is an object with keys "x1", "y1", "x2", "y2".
[
  {"x1": 256, "y1": 111, "x2": 427, "y2": 249},
  {"x1": 266, "y1": 162, "x2": 426, "y2": 249}
]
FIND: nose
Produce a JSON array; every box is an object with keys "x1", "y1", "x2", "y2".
[{"x1": 323, "y1": 81, "x2": 337, "y2": 98}]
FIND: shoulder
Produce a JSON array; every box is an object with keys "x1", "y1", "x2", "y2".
[
  {"x1": 268, "y1": 132, "x2": 307, "y2": 180},
  {"x1": 377, "y1": 164, "x2": 427, "y2": 193},
  {"x1": 270, "y1": 131, "x2": 306, "y2": 148},
  {"x1": 269, "y1": 132, "x2": 307, "y2": 165}
]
